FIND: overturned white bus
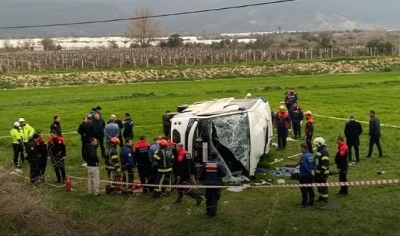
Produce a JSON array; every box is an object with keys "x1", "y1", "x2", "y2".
[{"x1": 163, "y1": 97, "x2": 273, "y2": 180}]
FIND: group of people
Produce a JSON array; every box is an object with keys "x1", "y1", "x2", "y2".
[
  {"x1": 82, "y1": 130, "x2": 225, "y2": 217},
  {"x1": 274, "y1": 89, "x2": 314, "y2": 152},
  {"x1": 9, "y1": 96, "x2": 384, "y2": 216},
  {"x1": 298, "y1": 110, "x2": 383, "y2": 207},
  {"x1": 10, "y1": 116, "x2": 66, "y2": 184}
]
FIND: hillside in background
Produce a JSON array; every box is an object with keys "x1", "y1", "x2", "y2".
[{"x1": 0, "y1": 0, "x2": 400, "y2": 36}]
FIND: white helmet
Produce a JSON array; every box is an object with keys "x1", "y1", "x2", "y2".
[{"x1": 313, "y1": 137, "x2": 326, "y2": 147}]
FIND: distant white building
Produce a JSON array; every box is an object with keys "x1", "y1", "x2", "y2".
[{"x1": 31, "y1": 43, "x2": 44, "y2": 51}]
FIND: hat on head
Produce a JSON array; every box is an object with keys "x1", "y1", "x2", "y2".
[
  {"x1": 304, "y1": 110, "x2": 312, "y2": 115},
  {"x1": 18, "y1": 118, "x2": 25, "y2": 122},
  {"x1": 110, "y1": 114, "x2": 116, "y2": 119},
  {"x1": 14, "y1": 122, "x2": 20, "y2": 127},
  {"x1": 32, "y1": 133, "x2": 40, "y2": 140}
]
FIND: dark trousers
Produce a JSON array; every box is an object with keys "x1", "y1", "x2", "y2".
[
  {"x1": 368, "y1": 134, "x2": 383, "y2": 157},
  {"x1": 81, "y1": 142, "x2": 87, "y2": 161},
  {"x1": 176, "y1": 178, "x2": 202, "y2": 203},
  {"x1": 123, "y1": 166, "x2": 134, "y2": 192},
  {"x1": 29, "y1": 160, "x2": 40, "y2": 183},
  {"x1": 53, "y1": 160, "x2": 66, "y2": 183},
  {"x1": 315, "y1": 174, "x2": 328, "y2": 199},
  {"x1": 12, "y1": 144, "x2": 23, "y2": 166},
  {"x1": 39, "y1": 157, "x2": 47, "y2": 181},
  {"x1": 306, "y1": 136, "x2": 313, "y2": 153},
  {"x1": 153, "y1": 171, "x2": 172, "y2": 198},
  {"x1": 347, "y1": 143, "x2": 360, "y2": 162},
  {"x1": 137, "y1": 165, "x2": 150, "y2": 185},
  {"x1": 339, "y1": 166, "x2": 348, "y2": 194},
  {"x1": 148, "y1": 166, "x2": 158, "y2": 191},
  {"x1": 292, "y1": 121, "x2": 301, "y2": 138},
  {"x1": 299, "y1": 175, "x2": 315, "y2": 205},
  {"x1": 205, "y1": 188, "x2": 221, "y2": 216},
  {"x1": 97, "y1": 137, "x2": 105, "y2": 157},
  {"x1": 118, "y1": 134, "x2": 124, "y2": 147},
  {"x1": 277, "y1": 128, "x2": 288, "y2": 149}
]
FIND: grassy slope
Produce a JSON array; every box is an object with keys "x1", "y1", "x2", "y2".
[{"x1": 1, "y1": 72, "x2": 400, "y2": 235}]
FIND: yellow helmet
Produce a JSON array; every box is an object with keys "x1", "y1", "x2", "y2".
[{"x1": 304, "y1": 110, "x2": 312, "y2": 115}]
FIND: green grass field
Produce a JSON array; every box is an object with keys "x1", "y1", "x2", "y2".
[{"x1": 1, "y1": 71, "x2": 400, "y2": 235}]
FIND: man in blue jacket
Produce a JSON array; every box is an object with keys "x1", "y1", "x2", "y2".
[
  {"x1": 299, "y1": 143, "x2": 316, "y2": 208},
  {"x1": 121, "y1": 137, "x2": 134, "y2": 194}
]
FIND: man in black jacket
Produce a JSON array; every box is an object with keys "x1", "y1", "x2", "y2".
[
  {"x1": 290, "y1": 103, "x2": 304, "y2": 139},
  {"x1": 367, "y1": 110, "x2": 383, "y2": 158},
  {"x1": 344, "y1": 115, "x2": 363, "y2": 163},
  {"x1": 77, "y1": 116, "x2": 95, "y2": 164},
  {"x1": 92, "y1": 112, "x2": 106, "y2": 157},
  {"x1": 26, "y1": 134, "x2": 41, "y2": 184},
  {"x1": 50, "y1": 115, "x2": 62, "y2": 137},
  {"x1": 84, "y1": 137, "x2": 100, "y2": 195},
  {"x1": 123, "y1": 113, "x2": 134, "y2": 140}
]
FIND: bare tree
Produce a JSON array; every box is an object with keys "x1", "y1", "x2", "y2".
[{"x1": 125, "y1": 8, "x2": 166, "y2": 47}]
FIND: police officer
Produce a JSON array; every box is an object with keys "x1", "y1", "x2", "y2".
[
  {"x1": 335, "y1": 136, "x2": 349, "y2": 195},
  {"x1": 26, "y1": 133, "x2": 41, "y2": 184},
  {"x1": 304, "y1": 111, "x2": 314, "y2": 153},
  {"x1": 299, "y1": 143, "x2": 316, "y2": 208},
  {"x1": 313, "y1": 137, "x2": 330, "y2": 203},
  {"x1": 48, "y1": 130, "x2": 66, "y2": 183},
  {"x1": 274, "y1": 106, "x2": 291, "y2": 150},
  {"x1": 10, "y1": 122, "x2": 24, "y2": 168},
  {"x1": 203, "y1": 152, "x2": 226, "y2": 217},
  {"x1": 104, "y1": 137, "x2": 122, "y2": 194},
  {"x1": 121, "y1": 137, "x2": 134, "y2": 194},
  {"x1": 290, "y1": 103, "x2": 304, "y2": 139},
  {"x1": 152, "y1": 139, "x2": 174, "y2": 198},
  {"x1": 174, "y1": 143, "x2": 203, "y2": 205},
  {"x1": 19, "y1": 118, "x2": 35, "y2": 163},
  {"x1": 36, "y1": 131, "x2": 48, "y2": 183},
  {"x1": 285, "y1": 88, "x2": 298, "y2": 112}
]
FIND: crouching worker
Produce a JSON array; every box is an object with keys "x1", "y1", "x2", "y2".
[
  {"x1": 152, "y1": 139, "x2": 174, "y2": 198},
  {"x1": 174, "y1": 143, "x2": 203, "y2": 205},
  {"x1": 314, "y1": 137, "x2": 330, "y2": 203},
  {"x1": 26, "y1": 134, "x2": 41, "y2": 184},
  {"x1": 203, "y1": 152, "x2": 226, "y2": 217},
  {"x1": 121, "y1": 137, "x2": 135, "y2": 194},
  {"x1": 299, "y1": 143, "x2": 316, "y2": 208},
  {"x1": 104, "y1": 137, "x2": 122, "y2": 194},
  {"x1": 84, "y1": 137, "x2": 100, "y2": 195}
]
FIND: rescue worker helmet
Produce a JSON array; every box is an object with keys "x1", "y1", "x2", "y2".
[
  {"x1": 304, "y1": 110, "x2": 312, "y2": 115},
  {"x1": 110, "y1": 137, "x2": 120, "y2": 145},
  {"x1": 313, "y1": 137, "x2": 326, "y2": 147},
  {"x1": 159, "y1": 139, "x2": 168, "y2": 146}
]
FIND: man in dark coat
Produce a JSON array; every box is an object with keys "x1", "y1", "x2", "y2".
[
  {"x1": 367, "y1": 110, "x2": 383, "y2": 158},
  {"x1": 77, "y1": 116, "x2": 95, "y2": 164},
  {"x1": 344, "y1": 114, "x2": 363, "y2": 163},
  {"x1": 92, "y1": 112, "x2": 106, "y2": 156},
  {"x1": 123, "y1": 113, "x2": 134, "y2": 140},
  {"x1": 50, "y1": 115, "x2": 62, "y2": 137}
]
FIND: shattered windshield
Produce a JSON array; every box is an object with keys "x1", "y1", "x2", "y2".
[{"x1": 210, "y1": 112, "x2": 251, "y2": 176}]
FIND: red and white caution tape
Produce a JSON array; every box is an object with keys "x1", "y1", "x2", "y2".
[
  {"x1": 68, "y1": 175, "x2": 400, "y2": 189},
  {"x1": 10, "y1": 171, "x2": 400, "y2": 189}
]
